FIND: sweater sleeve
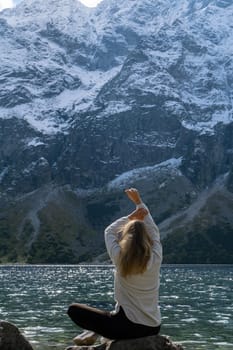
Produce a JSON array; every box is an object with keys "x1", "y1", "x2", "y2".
[
  {"x1": 104, "y1": 216, "x2": 129, "y2": 264},
  {"x1": 136, "y1": 202, "x2": 162, "y2": 260}
]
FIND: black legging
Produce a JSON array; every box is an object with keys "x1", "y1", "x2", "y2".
[{"x1": 67, "y1": 303, "x2": 161, "y2": 340}]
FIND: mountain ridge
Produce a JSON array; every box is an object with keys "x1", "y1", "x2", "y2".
[{"x1": 0, "y1": 0, "x2": 233, "y2": 263}]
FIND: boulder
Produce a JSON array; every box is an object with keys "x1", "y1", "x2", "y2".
[
  {"x1": 0, "y1": 320, "x2": 33, "y2": 350},
  {"x1": 65, "y1": 335, "x2": 184, "y2": 350}
]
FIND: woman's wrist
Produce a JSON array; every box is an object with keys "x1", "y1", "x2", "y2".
[{"x1": 128, "y1": 207, "x2": 148, "y2": 220}]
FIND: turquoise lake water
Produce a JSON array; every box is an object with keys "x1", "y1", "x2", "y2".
[{"x1": 0, "y1": 265, "x2": 232, "y2": 350}]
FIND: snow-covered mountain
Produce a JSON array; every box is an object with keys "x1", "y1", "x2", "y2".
[{"x1": 0, "y1": 0, "x2": 233, "y2": 263}]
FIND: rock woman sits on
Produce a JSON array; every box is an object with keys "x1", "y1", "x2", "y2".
[{"x1": 67, "y1": 188, "x2": 162, "y2": 347}]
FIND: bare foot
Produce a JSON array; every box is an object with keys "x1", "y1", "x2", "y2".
[{"x1": 73, "y1": 330, "x2": 99, "y2": 346}]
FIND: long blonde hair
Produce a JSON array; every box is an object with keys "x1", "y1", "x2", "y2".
[{"x1": 118, "y1": 220, "x2": 153, "y2": 278}]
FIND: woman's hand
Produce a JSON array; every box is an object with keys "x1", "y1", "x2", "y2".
[
  {"x1": 125, "y1": 188, "x2": 142, "y2": 205},
  {"x1": 128, "y1": 207, "x2": 148, "y2": 221}
]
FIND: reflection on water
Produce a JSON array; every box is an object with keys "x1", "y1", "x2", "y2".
[
  {"x1": 160, "y1": 265, "x2": 233, "y2": 349},
  {"x1": 0, "y1": 265, "x2": 232, "y2": 349}
]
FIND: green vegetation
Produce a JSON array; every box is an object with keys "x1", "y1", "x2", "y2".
[
  {"x1": 1, "y1": 185, "x2": 233, "y2": 265},
  {"x1": 163, "y1": 222, "x2": 233, "y2": 264},
  {"x1": 0, "y1": 187, "x2": 100, "y2": 264}
]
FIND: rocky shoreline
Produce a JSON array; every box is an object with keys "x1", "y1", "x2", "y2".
[{"x1": 0, "y1": 320, "x2": 184, "y2": 350}]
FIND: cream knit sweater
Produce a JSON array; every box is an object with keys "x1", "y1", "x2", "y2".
[{"x1": 104, "y1": 202, "x2": 162, "y2": 327}]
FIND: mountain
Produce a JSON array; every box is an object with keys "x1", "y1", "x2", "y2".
[{"x1": 0, "y1": 0, "x2": 233, "y2": 264}]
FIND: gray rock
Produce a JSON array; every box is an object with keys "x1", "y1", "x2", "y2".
[
  {"x1": 65, "y1": 335, "x2": 184, "y2": 350},
  {"x1": 0, "y1": 320, "x2": 184, "y2": 350},
  {"x1": 0, "y1": 320, "x2": 33, "y2": 350}
]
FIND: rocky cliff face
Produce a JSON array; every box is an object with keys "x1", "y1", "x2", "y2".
[{"x1": 0, "y1": 0, "x2": 233, "y2": 263}]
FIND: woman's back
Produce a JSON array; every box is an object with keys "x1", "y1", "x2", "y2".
[
  {"x1": 114, "y1": 245, "x2": 162, "y2": 327},
  {"x1": 68, "y1": 188, "x2": 162, "y2": 344},
  {"x1": 105, "y1": 191, "x2": 162, "y2": 327}
]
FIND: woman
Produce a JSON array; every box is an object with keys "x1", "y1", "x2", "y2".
[{"x1": 67, "y1": 188, "x2": 162, "y2": 347}]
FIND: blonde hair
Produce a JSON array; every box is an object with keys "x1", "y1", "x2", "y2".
[{"x1": 118, "y1": 220, "x2": 153, "y2": 278}]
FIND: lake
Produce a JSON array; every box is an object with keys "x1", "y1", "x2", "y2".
[{"x1": 0, "y1": 265, "x2": 232, "y2": 349}]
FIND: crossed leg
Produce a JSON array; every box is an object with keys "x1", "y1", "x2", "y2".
[{"x1": 67, "y1": 303, "x2": 161, "y2": 342}]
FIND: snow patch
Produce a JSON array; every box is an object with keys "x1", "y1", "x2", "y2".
[
  {"x1": 182, "y1": 110, "x2": 233, "y2": 135},
  {"x1": 98, "y1": 101, "x2": 132, "y2": 117},
  {"x1": 23, "y1": 112, "x2": 69, "y2": 135},
  {"x1": 72, "y1": 65, "x2": 122, "y2": 112},
  {"x1": 27, "y1": 138, "x2": 45, "y2": 147},
  {"x1": 107, "y1": 157, "x2": 183, "y2": 190},
  {"x1": 0, "y1": 65, "x2": 122, "y2": 134}
]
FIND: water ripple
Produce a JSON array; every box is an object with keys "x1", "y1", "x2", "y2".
[{"x1": 0, "y1": 265, "x2": 232, "y2": 349}]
